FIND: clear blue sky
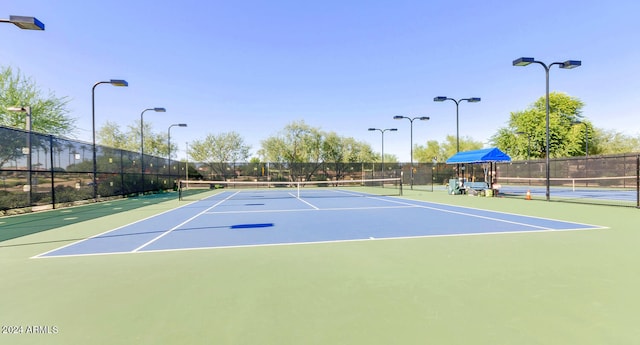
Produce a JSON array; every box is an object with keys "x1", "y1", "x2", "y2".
[{"x1": 3, "y1": 0, "x2": 639, "y2": 162}]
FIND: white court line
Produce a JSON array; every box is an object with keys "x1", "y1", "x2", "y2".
[
  {"x1": 294, "y1": 196, "x2": 320, "y2": 210},
  {"x1": 157, "y1": 190, "x2": 599, "y2": 237},
  {"x1": 32, "y1": 197, "x2": 207, "y2": 258},
  {"x1": 368, "y1": 195, "x2": 607, "y2": 230},
  {"x1": 34, "y1": 192, "x2": 607, "y2": 259},
  {"x1": 35, "y1": 226, "x2": 603, "y2": 259},
  {"x1": 32, "y1": 191, "x2": 230, "y2": 258},
  {"x1": 131, "y1": 191, "x2": 240, "y2": 252},
  {"x1": 367, "y1": 196, "x2": 554, "y2": 230},
  {"x1": 204, "y1": 205, "x2": 416, "y2": 214}
]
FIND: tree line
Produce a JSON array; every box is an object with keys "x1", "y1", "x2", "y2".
[{"x1": 3, "y1": 66, "x2": 640, "y2": 169}]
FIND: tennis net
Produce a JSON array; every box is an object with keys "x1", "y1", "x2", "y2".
[
  {"x1": 497, "y1": 175, "x2": 639, "y2": 206},
  {"x1": 178, "y1": 177, "x2": 403, "y2": 201}
]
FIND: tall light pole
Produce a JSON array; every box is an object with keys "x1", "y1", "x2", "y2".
[
  {"x1": 2, "y1": 16, "x2": 43, "y2": 204},
  {"x1": 1, "y1": 15, "x2": 45, "y2": 30},
  {"x1": 433, "y1": 96, "x2": 481, "y2": 153},
  {"x1": 92, "y1": 79, "x2": 128, "y2": 199},
  {"x1": 7, "y1": 106, "x2": 32, "y2": 205},
  {"x1": 513, "y1": 57, "x2": 581, "y2": 201},
  {"x1": 368, "y1": 128, "x2": 397, "y2": 176},
  {"x1": 140, "y1": 107, "x2": 166, "y2": 193},
  {"x1": 168, "y1": 123, "x2": 187, "y2": 177},
  {"x1": 393, "y1": 115, "x2": 429, "y2": 189}
]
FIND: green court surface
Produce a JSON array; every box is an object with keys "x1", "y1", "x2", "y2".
[{"x1": 1, "y1": 191, "x2": 640, "y2": 344}]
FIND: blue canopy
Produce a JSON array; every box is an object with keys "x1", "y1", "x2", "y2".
[{"x1": 446, "y1": 147, "x2": 511, "y2": 164}]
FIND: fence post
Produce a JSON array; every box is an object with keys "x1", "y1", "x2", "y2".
[
  {"x1": 49, "y1": 135, "x2": 56, "y2": 209},
  {"x1": 120, "y1": 149, "x2": 125, "y2": 197}
]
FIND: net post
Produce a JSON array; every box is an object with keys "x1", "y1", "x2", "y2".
[
  {"x1": 636, "y1": 155, "x2": 640, "y2": 208},
  {"x1": 178, "y1": 180, "x2": 182, "y2": 201},
  {"x1": 400, "y1": 171, "x2": 403, "y2": 196}
]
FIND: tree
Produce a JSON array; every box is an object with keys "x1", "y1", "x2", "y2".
[
  {"x1": 258, "y1": 120, "x2": 377, "y2": 181},
  {"x1": 189, "y1": 131, "x2": 251, "y2": 179},
  {"x1": 321, "y1": 132, "x2": 376, "y2": 180},
  {"x1": 414, "y1": 135, "x2": 484, "y2": 163},
  {"x1": 382, "y1": 153, "x2": 399, "y2": 163},
  {"x1": 0, "y1": 66, "x2": 74, "y2": 136},
  {"x1": 592, "y1": 129, "x2": 640, "y2": 154},
  {"x1": 0, "y1": 128, "x2": 25, "y2": 169},
  {"x1": 97, "y1": 120, "x2": 176, "y2": 157},
  {"x1": 414, "y1": 140, "x2": 442, "y2": 163},
  {"x1": 491, "y1": 92, "x2": 586, "y2": 159},
  {"x1": 97, "y1": 121, "x2": 129, "y2": 150},
  {"x1": 258, "y1": 120, "x2": 324, "y2": 181},
  {"x1": 321, "y1": 132, "x2": 348, "y2": 179}
]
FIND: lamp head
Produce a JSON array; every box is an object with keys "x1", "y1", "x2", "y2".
[
  {"x1": 468, "y1": 97, "x2": 481, "y2": 103},
  {"x1": 6, "y1": 106, "x2": 28, "y2": 113},
  {"x1": 393, "y1": 115, "x2": 404, "y2": 120},
  {"x1": 418, "y1": 116, "x2": 430, "y2": 121},
  {"x1": 153, "y1": 107, "x2": 166, "y2": 112},
  {"x1": 9, "y1": 15, "x2": 45, "y2": 30},
  {"x1": 433, "y1": 96, "x2": 448, "y2": 102},
  {"x1": 560, "y1": 60, "x2": 581, "y2": 69},
  {"x1": 109, "y1": 79, "x2": 128, "y2": 87},
  {"x1": 513, "y1": 57, "x2": 534, "y2": 66},
  {"x1": 178, "y1": 123, "x2": 187, "y2": 127},
  {"x1": 368, "y1": 128, "x2": 377, "y2": 131},
  {"x1": 389, "y1": 128, "x2": 398, "y2": 131}
]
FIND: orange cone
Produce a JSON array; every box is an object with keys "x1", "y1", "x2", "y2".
[{"x1": 525, "y1": 190, "x2": 532, "y2": 200}]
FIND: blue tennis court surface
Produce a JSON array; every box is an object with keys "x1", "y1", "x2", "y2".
[
  {"x1": 500, "y1": 185, "x2": 638, "y2": 202},
  {"x1": 35, "y1": 190, "x2": 605, "y2": 258}
]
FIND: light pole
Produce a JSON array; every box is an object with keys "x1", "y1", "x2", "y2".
[
  {"x1": 433, "y1": 96, "x2": 481, "y2": 153},
  {"x1": 393, "y1": 115, "x2": 429, "y2": 189},
  {"x1": 7, "y1": 106, "x2": 32, "y2": 205},
  {"x1": 140, "y1": 107, "x2": 166, "y2": 193},
  {"x1": 368, "y1": 128, "x2": 397, "y2": 177},
  {"x1": 1, "y1": 15, "x2": 45, "y2": 30},
  {"x1": 2, "y1": 16, "x2": 43, "y2": 204},
  {"x1": 513, "y1": 57, "x2": 581, "y2": 201},
  {"x1": 92, "y1": 79, "x2": 128, "y2": 199},
  {"x1": 168, "y1": 123, "x2": 187, "y2": 178}
]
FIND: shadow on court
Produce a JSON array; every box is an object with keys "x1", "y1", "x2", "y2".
[{"x1": 0, "y1": 215, "x2": 272, "y2": 248}]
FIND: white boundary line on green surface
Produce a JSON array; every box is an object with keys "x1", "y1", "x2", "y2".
[
  {"x1": 30, "y1": 198, "x2": 203, "y2": 259},
  {"x1": 384, "y1": 195, "x2": 607, "y2": 230},
  {"x1": 31, "y1": 194, "x2": 608, "y2": 259},
  {"x1": 131, "y1": 191, "x2": 240, "y2": 253},
  {"x1": 30, "y1": 225, "x2": 606, "y2": 259},
  {"x1": 29, "y1": 193, "x2": 226, "y2": 259}
]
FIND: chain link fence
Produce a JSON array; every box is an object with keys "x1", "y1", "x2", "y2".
[
  {"x1": 2, "y1": 125, "x2": 639, "y2": 213},
  {"x1": 1, "y1": 126, "x2": 181, "y2": 213}
]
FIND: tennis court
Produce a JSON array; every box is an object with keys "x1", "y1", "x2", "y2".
[
  {"x1": 34, "y1": 180, "x2": 602, "y2": 258},
  {"x1": 496, "y1": 175, "x2": 640, "y2": 206},
  {"x1": 2, "y1": 183, "x2": 640, "y2": 345}
]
